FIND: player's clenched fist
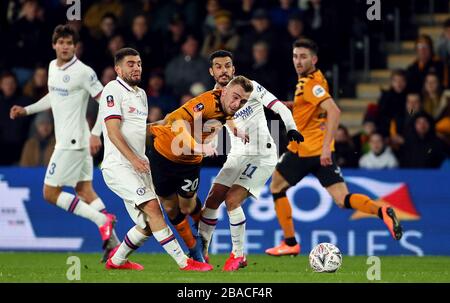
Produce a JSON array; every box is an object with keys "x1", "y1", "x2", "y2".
[{"x1": 10, "y1": 105, "x2": 27, "y2": 119}]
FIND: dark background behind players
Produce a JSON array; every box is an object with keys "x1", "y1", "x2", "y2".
[{"x1": 0, "y1": 0, "x2": 449, "y2": 167}]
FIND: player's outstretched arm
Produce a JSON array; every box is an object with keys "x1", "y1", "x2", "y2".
[
  {"x1": 267, "y1": 100, "x2": 303, "y2": 143},
  {"x1": 10, "y1": 93, "x2": 51, "y2": 119},
  {"x1": 319, "y1": 98, "x2": 341, "y2": 166},
  {"x1": 105, "y1": 118, "x2": 149, "y2": 173}
]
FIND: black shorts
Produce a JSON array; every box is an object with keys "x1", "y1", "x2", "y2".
[
  {"x1": 148, "y1": 143, "x2": 201, "y2": 198},
  {"x1": 276, "y1": 151, "x2": 344, "y2": 188}
]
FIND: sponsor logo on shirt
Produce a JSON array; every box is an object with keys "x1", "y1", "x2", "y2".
[
  {"x1": 233, "y1": 105, "x2": 253, "y2": 120},
  {"x1": 128, "y1": 106, "x2": 147, "y2": 117},
  {"x1": 312, "y1": 84, "x2": 326, "y2": 98},
  {"x1": 106, "y1": 95, "x2": 114, "y2": 107},
  {"x1": 49, "y1": 86, "x2": 69, "y2": 96}
]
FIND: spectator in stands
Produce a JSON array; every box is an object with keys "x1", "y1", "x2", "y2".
[
  {"x1": 147, "y1": 105, "x2": 164, "y2": 123},
  {"x1": 422, "y1": 72, "x2": 447, "y2": 120},
  {"x1": 8, "y1": 0, "x2": 47, "y2": 85},
  {"x1": 247, "y1": 41, "x2": 282, "y2": 97},
  {"x1": 83, "y1": 0, "x2": 123, "y2": 37},
  {"x1": 100, "y1": 66, "x2": 116, "y2": 86},
  {"x1": 406, "y1": 34, "x2": 446, "y2": 93},
  {"x1": 376, "y1": 69, "x2": 408, "y2": 137},
  {"x1": 201, "y1": 10, "x2": 240, "y2": 58},
  {"x1": 97, "y1": 33, "x2": 125, "y2": 72},
  {"x1": 280, "y1": 12, "x2": 308, "y2": 96},
  {"x1": 126, "y1": 14, "x2": 163, "y2": 74},
  {"x1": 151, "y1": 0, "x2": 201, "y2": 34},
  {"x1": 302, "y1": 0, "x2": 337, "y2": 68},
  {"x1": 352, "y1": 113, "x2": 377, "y2": 159},
  {"x1": 0, "y1": 71, "x2": 32, "y2": 165},
  {"x1": 162, "y1": 14, "x2": 188, "y2": 65},
  {"x1": 359, "y1": 133, "x2": 398, "y2": 169},
  {"x1": 165, "y1": 35, "x2": 212, "y2": 97},
  {"x1": 390, "y1": 93, "x2": 423, "y2": 151},
  {"x1": 203, "y1": 0, "x2": 222, "y2": 35},
  {"x1": 233, "y1": 0, "x2": 261, "y2": 28},
  {"x1": 146, "y1": 71, "x2": 177, "y2": 115},
  {"x1": 437, "y1": 18, "x2": 450, "y2": 65},
  {"x1": 235, "y1": 8, "x2": 278, "y2": 70},
  {"x1": 88, "y1": 13, "x2": 119, "y2": 71},
  {"x1": 19, "y1": 111, "x2": 55, "y2": 167},
  {"x1": 270, "y1": 0, "x2": 302, "y2": 29},
  {"x1": 400, "y1": 112, "x2": 447, "y2": 168},
  {"x1": 180, "y1": 93, "x2": 194, "y2": 106},
  {"x1": 23, "y1": 66, "x2": 48, "y2": 102},
  {"x1": 334, "y1": 125, "x2": 358, "y2": 168}
]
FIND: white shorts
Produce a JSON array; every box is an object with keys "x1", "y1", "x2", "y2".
[
  {"x1": 102, "y1": 165, "x2": 158, "y2": 229},
  {"x1": 44, "y1": 148, "x2": 93, "y2": 187},
  {"x1": 214, "y1": 153, "x2": 277, "y2": 198}
]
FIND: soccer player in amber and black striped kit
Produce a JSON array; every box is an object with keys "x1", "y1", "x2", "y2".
[{"x1": 265, "y1": 39, "x2": 403, "y2": 256}]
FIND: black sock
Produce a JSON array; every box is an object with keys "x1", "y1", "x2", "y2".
[
  {"x1": 285, "y1": 237, "x2": 297, "y2": 246},
  {"x1": 378, "y1": 208, "x2": 383, "y2": 219}
]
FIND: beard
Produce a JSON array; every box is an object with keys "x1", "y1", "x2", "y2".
[
  {"x1": 123, "y1": 74, "x2": 141, "y2": 86},
  {"x1": 216, "y1": 74, "x2": 232, "y2": 87}
]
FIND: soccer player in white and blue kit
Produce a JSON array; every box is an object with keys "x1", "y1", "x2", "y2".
[
  {"x1": 10, "y1": 25, "x2": 119, "y2": 259},
  {"x1": 198, "y1": 50, "x2": 303, "y2": 271},
  {"x1": 100, "y1": 48, "x2": 212, "y2": 271}
]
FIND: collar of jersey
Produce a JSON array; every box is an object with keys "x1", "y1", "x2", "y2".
[
  {"x1": 116, "y1": 76, "x2": 136, "y2": 92},
  {"x1": 57, "y1": 56, "x2": 78, "y2": 71}
]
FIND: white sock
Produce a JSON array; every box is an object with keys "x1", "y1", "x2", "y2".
[
  {"x1": 111, "y1": 226, "x2": 148, "y2": 265},
  {"x1": 89, "y1": 197, "x2": 120, "y2": 247},
  {"x1": 153, "y1": 227, "x2": 188, "y2": 268},
  {"x1": 56, "y1": 192, "x2": 106, "y2": 227},
  {"x1": 198, "y1": 207, "x2": 219, "y2": 255},
  {"x1": 228, "y1": 207, "x2": 246, "y2": 258},
  {"x1": 89, "y1": 198, "x2": 106, "y2": 213}
]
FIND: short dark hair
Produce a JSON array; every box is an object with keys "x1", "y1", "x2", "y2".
[
  {"x1": 293, "y1": 38, "x2": 318, "y2": 55},
  {"x1": 114, "y1": 48, "x2": 140, "y2": 65},
  {"x1": 209, "y1": 50, "x2": 234, "y2": 66},
  {"x1": 52, "y1": 24, "x2": 79, "y2": 45}
]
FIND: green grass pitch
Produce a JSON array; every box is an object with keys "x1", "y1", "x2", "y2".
[{"x1": 0, "y1": 252, "x2": 449, "y2": 283}]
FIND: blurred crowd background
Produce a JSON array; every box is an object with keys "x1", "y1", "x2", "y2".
[{"x1": 1, "y1": 0, "x2": 450, "y2": 169}]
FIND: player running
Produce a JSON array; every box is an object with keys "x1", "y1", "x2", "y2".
[
  {"x1": 148, "y1": 75, "x2": 253, "y2": 263},
  {"x1": 100, "y1": 48, "x2": 212, "y2": 271},
  {"x1": 265, "y1": 38, "x2": 403, "y2": 257},
  {"x1": 9, "y1": 25, "x2": 120, "y2": 260},
  {"x1": 197, "y1": 50, "x2": 303, "y2": 271}
]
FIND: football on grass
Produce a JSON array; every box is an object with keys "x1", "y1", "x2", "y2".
[{"x1": 309, "y1": 243, "x2": 343, "y2": 273}]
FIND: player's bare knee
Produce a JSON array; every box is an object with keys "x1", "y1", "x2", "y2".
[
  {"x1": 140, "y1": 200, "x2": 162, "y2": 217},
  {"x1": 179, "y1": 202, "x2": 195, "y2": 215},
  {"x1": 224, "y1": 193, "x2": 243, "y2": 211},
  {"x1": 43, "y1": 186, "x2": 60, "y2": 204}
]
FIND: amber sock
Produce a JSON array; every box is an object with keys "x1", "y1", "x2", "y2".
[
  {"x1": 273, "y1": 192, "x2": 297, "y2": 245},
  {"x1": 344, "y1": 193, "x2": 382, "y2": 218},
  {"x1": 173, "y1": 217, "x2": 196, "y2": 249}
]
